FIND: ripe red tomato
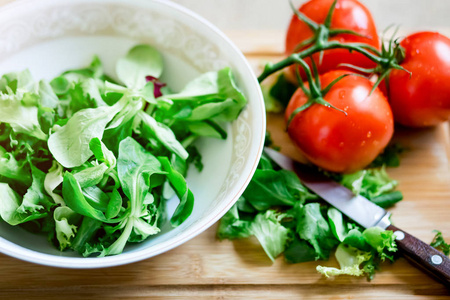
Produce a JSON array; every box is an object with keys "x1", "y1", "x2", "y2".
[
  {"x1": 285, "y1": 71, "x2": 394, "y2": 173},
  {"x1": 388, "y1": 32, "x2": 450, "y2": 127},
  {"x1": 285, "y1": 0, "x2": 379, "y2": 77}
]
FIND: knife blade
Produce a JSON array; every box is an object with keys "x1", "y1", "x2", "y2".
[{"x1": 263, "y1": 147, "x2": 450, "y2": 288}]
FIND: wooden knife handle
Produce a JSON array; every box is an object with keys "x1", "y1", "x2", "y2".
[{"x1": 387, "y1": 224, "x2": 450, "y2": 289}]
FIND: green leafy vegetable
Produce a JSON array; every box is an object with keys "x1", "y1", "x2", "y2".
[
  {"x1": 217, "y1": 201, "x2": 252, "y2": 240},
  {"x1": 243, "y1": 169, "x2": 300, "y2": 210},
  {"x1": 158, "y1": 156, "x2": 194, "y2": 226},
  {"x1": 48, "y1": 97, "x2": 128, "y2": 168},
  {"x1": 0, "y1": 84, "x2": 47, "y2": 140},
  {"x1": 54, "y1": 206, "x2": 80, "y2": 250},
  {"x1": 116, "y1": 44, "x2": 163, "y2": 89},
  {"x1": 369, "y1": 143, "x2": 405, "y2": 168},
  {"x1": 317, "y1": 244, "x2": 371, "y2": 277},
  {"x1": 263, "y1": 72, "x2": 297, "y2": 112},
  {"x1": 296, "y1": 203, "x2": 339, "y2": 260},
  {"x1": 43, "y1": 161, "x2": 64, "y2": 205},
  {"x1": 284, "y1": 237, "x2": 317, "y2": 264},
  {"x1": 251, "y1": 210, "x2": 291, "y2": 261},
  {"x1": 328, "y1": 207, "x2": 347, "y2": 242},
  {"x1": 317, "y1": 225, "x2": 397, "y2": 280},
  {"x1": 217, "y1": 147, "x2": 401, "y2": 280},
  {"x1": 0, "y1": 44, "x2": 246, "y2": 256},
  {"x1": 325, "y1": 166, "x2": 402, "y2": 208},
  {"x1": 139, "y1": 112, "x2": 189, "y2": 160},
  {"x1": 0, "y1": 149, "x2": 32, "y2": 185},
  {"x1": 0, "y1": 183, "x2": 47, "y2": 225},
  {"x1": 430, "y1": 230, "x2": 450, "y2": 256}
]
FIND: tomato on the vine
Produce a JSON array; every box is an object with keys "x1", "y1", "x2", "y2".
[
  {"x1": 388, "y1": 31, "x2": 450, "y2": 127},
  {"x1": 285, "y1": 0, "x2": 379, "y2": 77},
  {"x1": 285, "y1": 71, "x2": 394, "y2": 173}
]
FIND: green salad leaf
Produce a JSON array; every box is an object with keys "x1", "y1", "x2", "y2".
[
  {"x1": 116, "y1": 44, "x2": 163, "y2": 89},
  {"x1": 217, "y1": 146, "x2": 402, "y2": 280},
  {"x1": 54, "y1": 206, "x2": 80, "y2": 251},
  {"x1": 0, "y1": 44, "x2": 247, "y2": 256},
  {"x1": 431, "y1": 230, "x2": 450, "y2": 256},
  {"x1": 296, "y1": 203, "x2": 339, "y2": 260},
  {"x1": 48, "y1": 96, "x2": 129, "y2": 168},
  {"x1": 261, "y1": 72, "x2": 297, "y2": 113},
  {"x1": 0, "y1": 148, "x2": 32, "y2": 185},
  {"x1": 251, "y1": 210, "x2": 291, "y2": 261},
  {"x1": 316, "y1": 243, "x2": 371, "y2": 277},
  {"x1": 0, "y1": 86, "x2": 47, "y2": 140},
  {"x1": 0, "y1": 182, "x2": 48, "y2": 226}
]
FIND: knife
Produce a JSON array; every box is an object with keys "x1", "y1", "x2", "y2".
[{"x1": 264, "y1": 147, "x2": 450, "y2": 288}]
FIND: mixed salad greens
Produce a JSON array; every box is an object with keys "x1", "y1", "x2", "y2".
[
  {"x1": 218, "y1": 74, "x2": 405, "y2": 280},
  {"x1": 217, "y1": 141, "x2": 401, "y2": 280},
  {"x1": 0, "y1": 44, "x2": 247, "y2": 256}
]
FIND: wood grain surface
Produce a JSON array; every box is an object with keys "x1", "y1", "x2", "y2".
[
  {"x1": 0, "y1": 39, "x2": 448, "y2": 299},
  {"x1": 0, "y1": 0, "x2": 449, "y2": 298}
]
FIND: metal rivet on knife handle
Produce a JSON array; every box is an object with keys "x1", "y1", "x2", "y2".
[
  {"x1": 431, "y1": 255, "x2": 444, "y2": 266},
  {"x1": 394, "y1": 231, "x2": 405, "y2": 241}
]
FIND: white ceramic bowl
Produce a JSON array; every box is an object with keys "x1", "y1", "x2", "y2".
[{"x1": 0, "y1": 0, "x2": 265, "y2": 268}]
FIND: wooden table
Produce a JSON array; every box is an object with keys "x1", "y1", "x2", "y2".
[{"x1": 0, "y1": 22, "x2": 449, "y2": 300}]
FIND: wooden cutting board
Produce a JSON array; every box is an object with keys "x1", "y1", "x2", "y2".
[{"x1": 0, "y1": 29, "x2": 449, "y2": 299}]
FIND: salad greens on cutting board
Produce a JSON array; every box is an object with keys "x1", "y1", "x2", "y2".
[
  {"x1": 217, "y1": 140, "x2": 402, "y2": 280},
  {"x1": 0, "y1": 44, "x2": 247, "y2": 257}
]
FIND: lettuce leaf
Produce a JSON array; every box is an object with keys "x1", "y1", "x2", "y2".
[
  {"x1": 317, "y1": 244, "x2": 371, "y2": 277},
  {"x1": 217, "y1": 147, "x2": 401, "y2": 280},
  {"x1": 431, "y1": 230, "x2": 450, "y2": 256},
  {"x1": 295, "y1": 203, "x2": 339, "y2": 260},
  {"x1": 250, "y1": 210, "x2": 291, "y2": 261},
  {"x1": 0, "y1": 43, "x2": 247, "y2": 257},
  {"x1": 317, "y1": 222, "x2": 398, "y2": 280}
]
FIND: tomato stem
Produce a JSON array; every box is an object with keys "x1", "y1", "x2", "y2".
[
  {"x1": 285, "y1": 56, "x2": 348, "y2": 129},
  {"x1": 258, "y1": 40, "x2": 389, "y2": 83},
  {"x1": 258, "y1": 1, "x2": 405, "y2": 84},
  {"x1": 323, "y1": 0, "x2": 337, "y2": 28},
  {"x1": 289, "y1": 0, "x2": 318, "y2": 31}
]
